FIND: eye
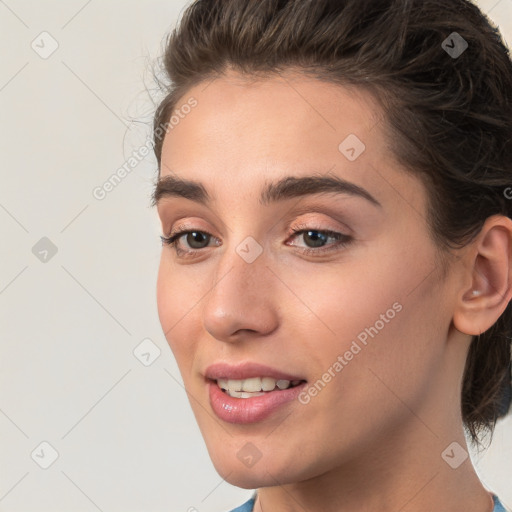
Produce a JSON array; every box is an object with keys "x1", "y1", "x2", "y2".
[
  {"x1": 160, "y1": 229, "x2": 218, "y2": 258},
  {"x1": 159, "y1": 224, "x2": 353, "y2": 259},
  {"x1": 286, "y1": 223, "x2": 353, "y2": 255}
]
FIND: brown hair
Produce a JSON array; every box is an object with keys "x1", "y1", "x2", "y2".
[{"x1": 152, "y1": 0, "x2": 512, "y2": 446}]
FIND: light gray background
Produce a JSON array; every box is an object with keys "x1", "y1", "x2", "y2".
[{"x1": 0, "y1": 1, "x2": 511, "y2": 511}]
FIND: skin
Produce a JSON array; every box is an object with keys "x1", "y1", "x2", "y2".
[{"x1": 155, "y1": 69, "x2": 512, "y2": 512}]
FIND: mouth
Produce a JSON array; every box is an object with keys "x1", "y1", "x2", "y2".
[
  {"x1": 206, "y1": 377, "x2": 309, "y2": 424},
  {"x1": 209, "y1": 376, "x2": 307, "y2": 398},
  {"x1": 204, "y1": 362, "x2": 308, "y2": 422}
]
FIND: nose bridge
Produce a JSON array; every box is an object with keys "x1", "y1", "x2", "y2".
[
  {"x1": 217, "y1": 232, "x2": 270, "y2": 295},
  {"x1": 202, "y1": 235, "x2": 279, "y2": 340}
]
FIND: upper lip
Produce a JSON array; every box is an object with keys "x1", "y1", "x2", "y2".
[{"x1": 204, "y1": 361, "x2": 306, "y2": 382}]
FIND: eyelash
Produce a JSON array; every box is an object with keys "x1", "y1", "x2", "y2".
[{"x1": 160, "y1": 223, "x2": 353, "y2": 259}]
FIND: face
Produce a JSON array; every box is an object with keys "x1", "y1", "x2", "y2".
[{"x1": 155, "y1": 71, "x2": 461, "y2": 488}]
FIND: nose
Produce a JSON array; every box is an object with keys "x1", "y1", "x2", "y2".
[{"x1": 202, "y1": 244, "x2": 280, "y2": 343}]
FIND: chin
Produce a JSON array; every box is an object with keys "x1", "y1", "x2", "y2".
[
  {"x1": 207, "y1": 445, "x2": 308, "y2": 489},
  {"x1": 216, "y1": 464, "x2": 289, "y2": 489}
]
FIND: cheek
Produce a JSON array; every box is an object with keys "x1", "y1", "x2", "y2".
[
  {"x1": 156, "y1": 255, "x2": 173, "y2": 336},
  {"x1": 156, "y1": 255, "x2": 200, "y2": 366},
  {"x1": 296, "y1": 243, "x2": 446, "y2": 424},
  {"x1": 156, "y1": 253, "x2": 203, "y2": 332},
  {"x1": 279, "y1": 246, "x2": 417, "y2": 349},
  {"x1": 288, "y1": 236, "x2": 442, "y2": 374}
]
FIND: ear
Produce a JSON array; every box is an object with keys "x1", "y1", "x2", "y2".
[{"x1": 453, "y1": 214, "x2": 512, "y2": 336}]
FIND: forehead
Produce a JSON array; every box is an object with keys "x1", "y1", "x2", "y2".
[
  {"x1": 157, "y1": 70, "x2": 426, "y2": 217},
  {"x1": 161, "y1": 71, "x2": 384, "y2": 167}
]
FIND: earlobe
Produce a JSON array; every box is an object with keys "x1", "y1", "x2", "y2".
[{"x1": 453, "y1": 215, "x2": 512, "y2": 337}]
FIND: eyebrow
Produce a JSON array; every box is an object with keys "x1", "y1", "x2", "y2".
[{"x1": 151, "y1": 173, "x2": 382, "y2": 209}]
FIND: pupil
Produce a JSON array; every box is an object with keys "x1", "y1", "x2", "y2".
[
  {"x1": 188, "y1": 232, "x2": 208, "y2": 249},
  {"x1": 305, "y1": 230, "x2": 326, "y2": 248}
]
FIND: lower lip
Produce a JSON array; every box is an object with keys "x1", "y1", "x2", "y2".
[{"x1": 208, "y1": 380, "x2": 307, "y2": 424}]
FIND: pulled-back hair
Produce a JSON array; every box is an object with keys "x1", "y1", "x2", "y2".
[{"x1": 152, "y1": 0, "x2": 512, "y2": 446}]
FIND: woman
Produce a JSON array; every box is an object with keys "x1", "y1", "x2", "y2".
[{"x1": 151, "y1": 0, "x2": 512, "y2": 510}]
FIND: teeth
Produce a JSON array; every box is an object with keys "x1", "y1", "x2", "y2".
[
  {"x1": 261, "y1": 377, "x2": 276, "y2": 391},
  {"x1": 226, "y1": 390, "x2": 267, "y2": 398},
  {"x1": 276, "y1": 379, "x2": 290, "y2": 389},
  {"x1": 242, "y1": 377, "x2": 264, "y2": 392},
  {"x1": 217, "y1": 377, "x2": 302, "y2": 393}
]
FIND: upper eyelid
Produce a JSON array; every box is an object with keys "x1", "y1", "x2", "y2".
[
  {"x1": 167, "y1": 211, "x2": 353, "y2": 235},
  {"x1": 159, "y1": 200, "x2": 358, "y2": 231}
]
